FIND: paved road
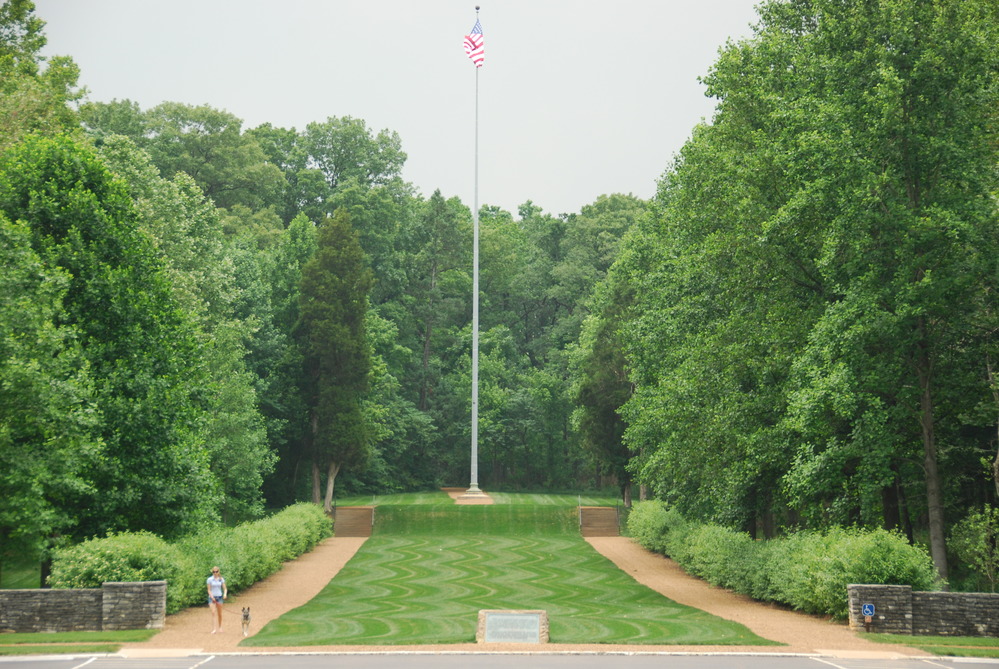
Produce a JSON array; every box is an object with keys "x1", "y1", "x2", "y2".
[{"x1": 5, "y1": 653, "x2": 999, "y2": 669}]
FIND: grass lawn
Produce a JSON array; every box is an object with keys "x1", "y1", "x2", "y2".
[
  {"x1": 0, "y1": 630, "x2": 158, "y2": 656},
  {"x1": 245, "y1": 502, "x2": 775, "y2": 646},
  {"x1": 335, "y1": 490, "x2": 620, "y2": 508},
  {"x1": 0, "y1": 559, "x2": 41, "y2": 589},
  {"x1": 864, "y1": 633, "x2": 999, "y2": 658}
]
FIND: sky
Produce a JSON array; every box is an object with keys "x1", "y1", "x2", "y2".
[{"x1": 33, "y1": 0, "x2": 762, "y2": 217}]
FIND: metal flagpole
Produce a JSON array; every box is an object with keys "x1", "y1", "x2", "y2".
[{"x1": 466, "y1": 5, "x2": 482, "y2": 495}]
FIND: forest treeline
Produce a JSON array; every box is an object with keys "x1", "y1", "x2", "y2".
[
  {"x1": 0, "y1": 0, "x2": 644, "y2": 571},
  {"x1": 577, "y1": 0, "x2": 999, "y2": 585},
  {"x1": 2, "y1": 0, "x2": 999, "y2": 589}
]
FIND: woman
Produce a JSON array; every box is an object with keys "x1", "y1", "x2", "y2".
[{"x1": 206, "y1": 566, "x2": 228, "y2": 633}]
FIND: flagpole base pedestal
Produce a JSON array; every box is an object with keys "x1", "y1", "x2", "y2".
[{"x1": 457, "y1": 485, "x2": 491, "y2": 504}]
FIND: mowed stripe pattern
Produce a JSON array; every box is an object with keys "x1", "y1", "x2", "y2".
[{"x1": 245, "y1": 506, "x2": 770, "y2": 646}]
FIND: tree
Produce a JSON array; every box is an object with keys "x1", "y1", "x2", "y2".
[
  {"x1": 300, "y1": 116, "x2": 405, "y2": 194},
  {"x1": 296, "y1": 209, "x2": 373, "y2": 513},
  {"x1": 0, "y1": 213, "x2": 98, "y2": 579},
  {"x1": 79, "y1": 101, "x2": 286, "y2": 218},
  {"x1": 97, "y1": 135, "x2": 276, "y2": 523},
  {"x1": 571, "y1": 277, "x2": 634, "y2": 505},
  {"x1": 0, "y1": 0, "x2": 82, "y2": 150},
  {"x1": 950, "y1": 506, "x2": 999, "y2": 592},
  {"x1": 0, "y1": 135, "x2": 215, "y2": 537},
  {"x1": 614, "y1": 0, "x2": 999, "y2": 571}
]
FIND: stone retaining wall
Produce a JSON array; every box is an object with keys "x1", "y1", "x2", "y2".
[
  {"x1": 848, "y1": 584, "x2": 999, "y2": 636},
  {"x1": 0, "y1": 581, "x2": 166, "y2": 633}
]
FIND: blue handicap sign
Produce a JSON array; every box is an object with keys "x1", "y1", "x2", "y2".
[{"x1": 862, "y1": 603, "x2": 875, "y2": 617}]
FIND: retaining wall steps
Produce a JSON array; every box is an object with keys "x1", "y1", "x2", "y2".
[
  {"x1": 579, "y1": 506, "x2": 619, "y2": 537},
  {"x1": 334, "y1": 506, "x2": 374, "y2": 537}
]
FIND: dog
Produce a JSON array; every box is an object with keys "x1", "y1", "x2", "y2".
[{"x1": 241, "y1": 607, "x2": 252, "y2": 637}]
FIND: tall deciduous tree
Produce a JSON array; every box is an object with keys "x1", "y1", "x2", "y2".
[
  {"x1": 616, "y1": 0, "x2": 999, "y2": 575},
  {"x1": 0, "y1": 0, "x2": 81, "y2": 150},
  {"x1": 97, "y1": 136, "x2": 276, "y2": 523},
  {"x1": 0, "y1": 213, "x2": 98, "y2": 577},
  {"x1": 296, "y1": 209, "x2": 373, "y2": 513},
  {"x1": 0, "y1": 135, "x2": 215, "y2": 537}
]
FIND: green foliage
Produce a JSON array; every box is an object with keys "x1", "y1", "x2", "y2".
[
  {"x1": 0, "y1": 0, "x2": 82, "y2": 149},
  {"x1": 296, "y1": 209, "x2": 373, "y2": 510},
  {"x1": 49, "y1": 503, "x2": 331, "y2": 614},
  {"x1": 0, "y1": 135, "x2": 219, "y2": 539},
  {"x1": 0, "y1": 213, "x2": 98, "y2": 565},
  {"x1": 764, "y1": 528, "x2": 938, "y2": 618},
  {"x1": 625, "y1": 499, "x2": 681, "y2": 555},
  {"x1": 97, "y1": 135, "x2": 276, "y2": 524},
  {"x1": 177, "y1": 502, "x2": 331, "y2": 600},
  {"x1": 627, "y1": 500, "x2": 938, "y2": 619},
  {"x1": 47, "y1": 531, "x2": 195, "y2": 613},
  {"x1": 950, "y1": 506, "x2": 999, "y2": 592},
  {"x1": 613, "y1": 0, "x2": 999, "y2": 577}
]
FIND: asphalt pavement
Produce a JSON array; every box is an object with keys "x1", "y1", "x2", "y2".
[{"x1": 5, "y1": 652, "x2": 999, "y2": 669}]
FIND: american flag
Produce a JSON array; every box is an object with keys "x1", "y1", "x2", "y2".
[{"x1": 464, "y1": 19, "x2": 484, "y2": 68}]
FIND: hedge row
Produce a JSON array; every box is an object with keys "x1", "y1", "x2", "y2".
[
  {"x1": 627, "y1": 500, "x2": 939, "y2": 619},
  {"x1": 49, "y1": 502, "x2": 332, "y2": 613}
]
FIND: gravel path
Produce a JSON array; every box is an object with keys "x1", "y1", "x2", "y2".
[{"x1": 122, "y1": 505, "x2": 928, "y2": 659}]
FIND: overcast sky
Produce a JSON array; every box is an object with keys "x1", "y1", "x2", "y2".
[{"x1": 33, "y1": 0, "x2": 761, "y2": 217}]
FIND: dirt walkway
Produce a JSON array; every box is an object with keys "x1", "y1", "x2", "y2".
[{"x1": 122, "y1": 518, "x2": 927, "y2": 659}]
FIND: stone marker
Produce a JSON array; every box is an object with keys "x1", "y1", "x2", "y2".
[{"x1": 477, "y1": 609, "x2": 549, "y2": 643}]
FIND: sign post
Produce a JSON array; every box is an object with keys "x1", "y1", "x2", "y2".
[{"x1": 862, "y1": 603, "x2": 875, "y2": 632}]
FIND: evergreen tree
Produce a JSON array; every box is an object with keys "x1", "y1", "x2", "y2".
[{"x1": 296, "y1": 209, "x2": 373, "y2": 512}]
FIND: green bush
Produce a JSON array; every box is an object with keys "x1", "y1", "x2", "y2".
[
  {"x1": 765, "y1": 527, "x2": 937, "y2": 617},
  {"x1": 627, "y1": 501, "x2": 938, "y2": 619},
  {"x1": 950, "y1": 505, "x2": 999, "y2": 592},
  {"x1": 47, "y1": 532, "x2": 199, "y2": 613},
  {"x1": 627, "y1": 500, "x2": 689, "y2": 555},
  {"x1": 50, "y1": 503, "x2": 332, "y2": 614},
  {"x1": 178, "y1": 502, "x2": 332, "y2": 604}
]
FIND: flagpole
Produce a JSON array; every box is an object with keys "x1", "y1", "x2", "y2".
[{"x1": 467, "y1": 5, "x2": 483, "y2": 495}]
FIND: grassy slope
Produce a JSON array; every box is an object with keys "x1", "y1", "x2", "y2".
[
  {"x1": 864, "y1": 633, "x2": 999, "y2": 658},
  {"x1": 0, "y1": 630, "x2": 158, "y2": 656},
  {"x1": 245, "y1": 494, "x2": 774, "y2": 646}
]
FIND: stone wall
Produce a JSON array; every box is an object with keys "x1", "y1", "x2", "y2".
[
  {"x1": 0, "y1": 588, "x2": 102, "y2": 633},
  {"x1": 101, "y1": 581, "x2": 167, "y2": 631},
  {"x1": 0, "y1": 581, "x2": 166, "y2": 633},
  {"x1": 848, "y1": 584, "x2": 999, "y2": 637}
]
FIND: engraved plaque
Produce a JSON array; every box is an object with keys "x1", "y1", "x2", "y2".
[{"x1": 477, "y1": 609, "x2": 548, "y2": 643}]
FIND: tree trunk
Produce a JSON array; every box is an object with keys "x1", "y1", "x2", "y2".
[
  {"x1": 917, "y1": 324, "x2": 948, "y2": 582},
  {"x1": 323, "y1": 461, "x2": 342, "y2": 515},
  {"x1": 418, "y1": 264, "x2": 438, "y2": 412},
  {"x1": 987, "y1": 357, "x2": 999, "y2": 498},
  {"x1": 311, "y1": 459, "x2": 321, "y2": 506},
  {"x1": 882, "y1": 481, "x2": 900, "y2": 532}
]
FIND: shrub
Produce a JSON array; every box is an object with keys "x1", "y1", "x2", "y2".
[
  {"x1": 48, "y1": 531, "x2": 199, "y2": 613},
  {"x1": 50, "y1": 503, "x2": 333, "y2": 613},
  {"x1": 628, "y1": 502, "x2": 938, "y2": 620},
  {"x1": 766, "y1": 527, "x2": 937, "y2": 618},
  {"x1": 627, "y1": 500, "x2": 689, "y2": 555},
  {"x1": 179, "y1": 502, "x2": 332, "y2": 601},
  {"x1": 950, "y1": 505, "x2": 999, "y2": 592}
]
